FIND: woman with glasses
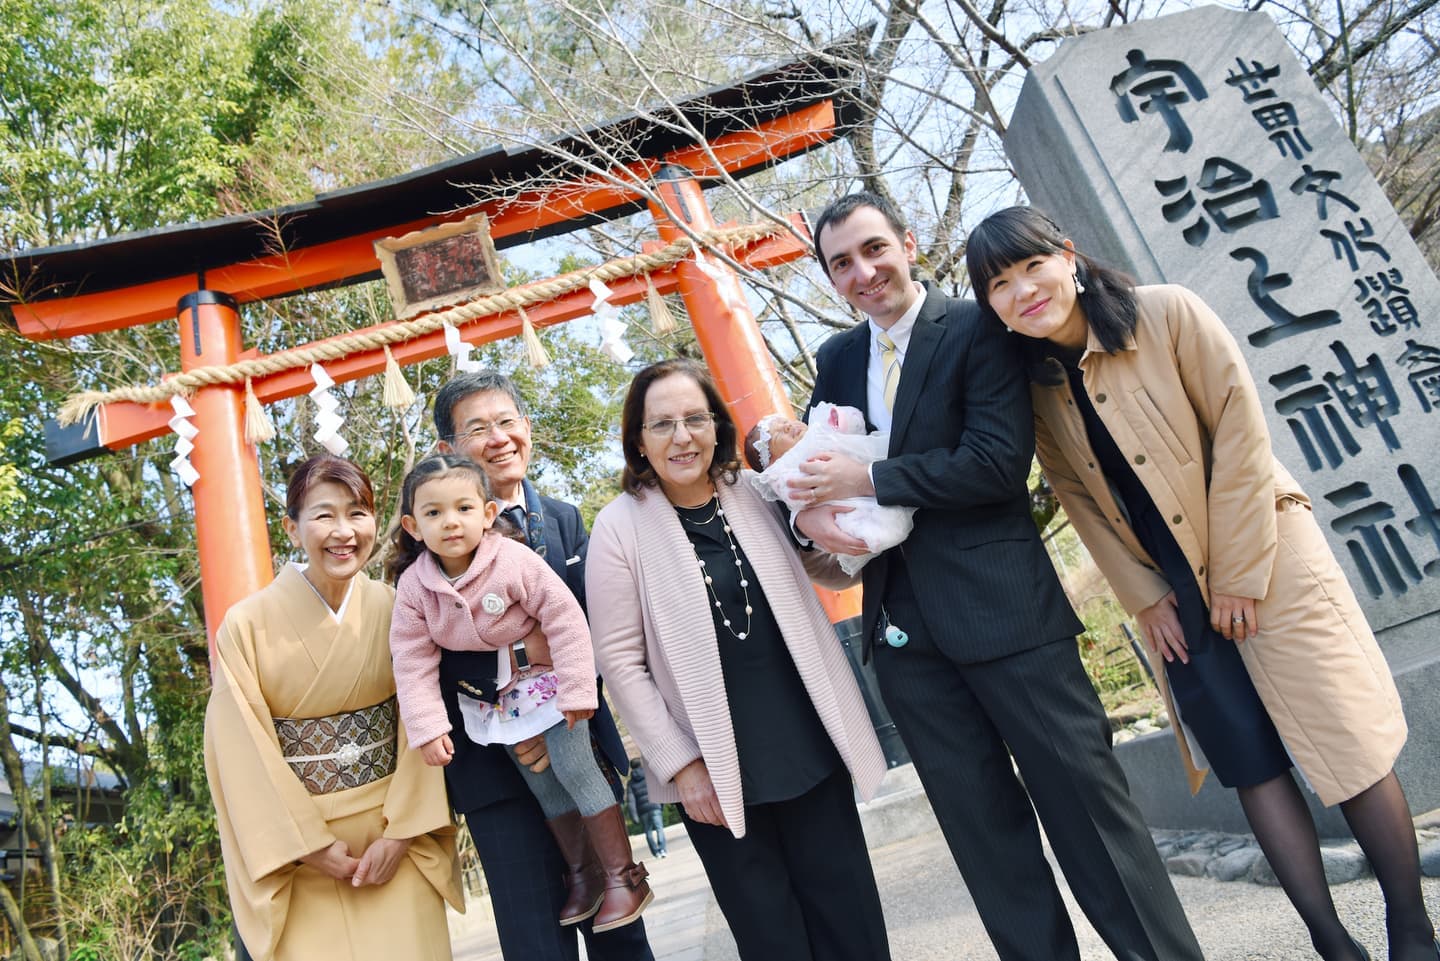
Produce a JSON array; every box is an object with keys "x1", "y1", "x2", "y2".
[{"x1": 585, "y1": 358, "x2": 893, "y2": 961}]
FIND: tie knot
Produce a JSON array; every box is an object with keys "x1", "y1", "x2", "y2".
[{"x1": 877, "y1": 331, "x2": 896, "y2": 354}]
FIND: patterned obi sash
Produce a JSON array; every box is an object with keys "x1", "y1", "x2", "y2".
[{"x1": 273, "y1": 695, "x2": 398, "y2": 795}]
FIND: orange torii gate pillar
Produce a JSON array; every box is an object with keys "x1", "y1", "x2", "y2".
[{"x1": 178, "y1": 291, "x2": 274, "y2": 641}]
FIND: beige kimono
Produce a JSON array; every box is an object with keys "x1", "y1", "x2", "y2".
[{"x1": 204, "y1": 565, "x2": 463, "y2": 961}]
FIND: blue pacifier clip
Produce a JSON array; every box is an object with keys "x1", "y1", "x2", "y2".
[{"x1": 884, "y1": 624, "x2": 909, "y2": 648}]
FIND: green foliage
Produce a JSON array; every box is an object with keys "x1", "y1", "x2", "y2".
[
  {"x1": 59, "y1": 781, "x2": 228, "y2": 961},
  {"x1": 0, "y1": 419, "x2": 24, "y2": 514},
  {"x1": 1040, "y1": 511, "x2": 1153, "y2": 713}
]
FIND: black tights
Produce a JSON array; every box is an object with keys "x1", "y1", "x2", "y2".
[{"x1": 1238, "y1": 770, "x2": 1436, "y2": 961}]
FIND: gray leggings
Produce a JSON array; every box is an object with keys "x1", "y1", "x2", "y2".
[{"x1": 508, "y1": 718, "x2": 615, "y2": 819}]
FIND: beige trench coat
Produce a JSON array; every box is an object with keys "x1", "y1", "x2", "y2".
[
  {"x1": 585, "y1": 477, "x2": 887, "y2": 838},
  {"x1": 1030, "y1": 284, "x2": 1405, "y2": 805}
]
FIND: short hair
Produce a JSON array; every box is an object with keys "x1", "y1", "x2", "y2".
[
  {"x1": 811, "y1": 191, "x2": 910, "y2": 281},
  {"x1": 284, "y1": 455, "x2": 375, "y2": 520},
  {"x1": 432, "y1": 370, "x2": 529, "y2": 442},
  {"x1": 742, "y1": 422, "x2": 765, "y2": 472},
  {"x1": 965, "y1": 205, "x2": 1138, "y2": 355},
  {"x1": 619, "y1": 358, "x2": 741, "y2": 496}
]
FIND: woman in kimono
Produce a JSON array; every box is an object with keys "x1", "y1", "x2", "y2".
[{"x1": 205, "y1": 454, "x2": 463, "y2": 961}]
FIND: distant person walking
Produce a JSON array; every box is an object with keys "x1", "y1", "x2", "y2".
[{"x1": 625, "y1": 758, "x2": 667, "y2": 858}]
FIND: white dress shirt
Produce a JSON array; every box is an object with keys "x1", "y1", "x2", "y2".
[{"x1": 864, "y1": 282, "x2": 925, "y2": 433}]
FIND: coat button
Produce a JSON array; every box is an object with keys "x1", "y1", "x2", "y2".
[
  {"x1": 455, "y1": 601, "x2": 464, "y2": 609},
  {"x1": 1134, "y1": 454, "x2": 1146, "y2": 465},
  {"x1": 1198, "y1": 566, "x2": 1206, "y2": 576},
  {"x1": 1096, "y1": 393, "x2": 1107, "y2": 403},
  {"x1": 1172, "y1": 514, "x2": 1183, "y2": 524},
  {"x1": 1088, "y1": 462, "x2": 1096, "y2": 470}
]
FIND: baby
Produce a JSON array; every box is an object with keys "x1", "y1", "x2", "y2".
[{"x1": 744, "y1": 402, "x2": 915, "y2": 575}]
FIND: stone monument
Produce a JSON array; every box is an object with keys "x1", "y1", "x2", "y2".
[{"x1": 1006, "y1": 5, "x2": 1440, "y2": 835}]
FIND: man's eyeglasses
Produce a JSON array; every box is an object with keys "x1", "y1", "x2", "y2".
[
  {"x1": 641, "y1": 412, "x2": 716, "y2": 437},
  {"x1": 451, "y1": 416, "x2": 523, "y2": 443}
]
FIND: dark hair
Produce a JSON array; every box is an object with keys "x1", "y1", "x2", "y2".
[
  {"x1": 386, "y1": 454, "x2": 519, "y2": 582},
  {"x1": 811, "y1": 191, "x2": 910, "y2": 281},
  {"x1": 619, "y1": 358, "x2": 741, "y2": 497},
  {"x1": 965, "y1": 205, "x2": 1138, "y2": 355},
  {"x1": 432, "y1": 370, "x2": 529, "y2": 443},
  {"x1": 285, "y1": 455, "x2": 375, "y2": 520},
  {"x1": 742, "y1": 421, "x2": 765, "y2": 472}
]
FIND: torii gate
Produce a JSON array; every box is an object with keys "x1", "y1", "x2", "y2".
[{"x1": 2, "y1": 45, "x2": 869, "y2": 655}]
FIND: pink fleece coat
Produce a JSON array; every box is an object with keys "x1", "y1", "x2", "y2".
[
  {"x1": 390, "y1": 533, "x2": 598, "y2": 748},
  {"x1": 586, "y1": 478, "x2": 887, "y2": 839}
]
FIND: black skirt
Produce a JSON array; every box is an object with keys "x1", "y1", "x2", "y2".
[{"x1": 1062, "y1": 357, "x2": 1291, "y2": 788}]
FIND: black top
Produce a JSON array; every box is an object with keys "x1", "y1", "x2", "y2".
[
  {"x1": 675, "y1": 498, "x2": 839, "y2": 805},
  {"x1": 1054, "y1": 345, "x2": 1191, "y2": 589},
  {"x1": 1054, "y1": 346, "x2": 1292, "y2": 787}
]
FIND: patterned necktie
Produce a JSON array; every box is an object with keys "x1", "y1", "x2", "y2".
[{"x1": 878, "y1": 331, "x2": 901, "y2": 412}]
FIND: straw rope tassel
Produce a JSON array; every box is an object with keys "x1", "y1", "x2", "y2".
[
  {"x1": 243, "y1": 378, "x2": 277, "y2": 445},
  {"x1": 518, "y1": 307, "x2": 550, "y2": 368},
  {"x1": 645, "y1": 274, "x2": 677, "y2": 335},
  {"x1": 381, "y1": 345, "x2": 416, "y2": 409}
]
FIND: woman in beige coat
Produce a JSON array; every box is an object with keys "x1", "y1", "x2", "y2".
[
  {"x1": 966, "y1": 207, "x2": 1435, "y2": 961},
  {"x1": 586, "y1": 358, "x2": 891, "y2": 961}
]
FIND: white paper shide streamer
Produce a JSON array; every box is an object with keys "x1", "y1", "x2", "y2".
[
  {"x1": 589, "y1": 277, "x2": 633, "y2": 364},
  {"x1": 443, "y1": 322, "x2": 483, "y2": 373},
  {"x1": 168, "y1": 395, "x2": 200, "y2": 487},
  {"x1": 309, "y1": 363, "x2": 349, "y2": 456},
  {"x1": 692, "y1": 246, "x2": 749, "y2": 315}
]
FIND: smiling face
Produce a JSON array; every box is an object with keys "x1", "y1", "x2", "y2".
[
  {"x1": 816, "y1": 205, "x2": 921, "y2": 329},
  {"x1": 283, "y1": 481, "x2": 377, "y2": 595},
  {"x1": 401, "y1": 472, "x2": 500, "y2": 578},
  {"x1": 638, "y1": 373, "x2": 718, "y2": 507},
  {"x1": 982, "y1": 246, "x2": 1089, "y2": 349},
  {"x1": 440, "y1": 389, "x2": 532, "y2": 504}
]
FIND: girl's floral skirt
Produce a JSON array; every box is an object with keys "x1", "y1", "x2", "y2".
[{"x1": 457, "y1": 669, "x2": 563, "y2": 746}]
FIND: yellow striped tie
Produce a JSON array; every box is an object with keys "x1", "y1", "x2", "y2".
[{"x1": 878, "y1": 331, "x2": 900, "y2": 412}]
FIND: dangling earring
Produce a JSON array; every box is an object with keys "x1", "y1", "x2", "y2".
[{"x1": 1073, "y1": 272, "x2": 1087, "y2": 295}]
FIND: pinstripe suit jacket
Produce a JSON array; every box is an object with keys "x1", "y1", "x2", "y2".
[
  {"x1": 586, "y1": 477, "x2": 887, "y2": 838},
  {"x1": 807, "y1": 283, "x2": 1083, "y2": 660}
]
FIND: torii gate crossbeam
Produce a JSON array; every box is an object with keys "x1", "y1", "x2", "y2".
[{"x1": 5, "y1": 41, "x2": 871, "y2": 646}]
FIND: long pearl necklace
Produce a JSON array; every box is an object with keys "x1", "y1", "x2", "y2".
[{"x1": 679, "y1": 496, "x2": 753, "y2": 640}]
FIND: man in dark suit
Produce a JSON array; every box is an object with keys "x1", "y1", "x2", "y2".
[
  {"x1": 434, "y1": 370, "x2": 654, "y2": 961},
  {"x1": 792, "y1": 193, "x2": 1204, "y2": 961}
]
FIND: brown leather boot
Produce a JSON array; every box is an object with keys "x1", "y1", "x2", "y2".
[
  {"x1": 545, "y1": 810, "x2": 605, "y2": 925},
  {"x1": 583, "y1": 804, "x2": 653, "y2": 932}
]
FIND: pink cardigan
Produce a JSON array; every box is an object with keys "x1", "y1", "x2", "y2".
[
  {"x1": 390, "y1": 534, "x2": 597, "y2": 747},
  {"x1": 586, "y1": 476, "x2": 887, "y2": 838}
]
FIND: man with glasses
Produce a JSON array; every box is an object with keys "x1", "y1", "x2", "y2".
[{"x1": 433, "y1": 371, "x2": 654, "y2": 961}]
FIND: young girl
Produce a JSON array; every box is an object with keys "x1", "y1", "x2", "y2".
[
  {"x1": 744, "y1": 402, "x2": 914, "y2": 574},
  {"x1": 387, "y1": 454, "x2": 652, "y2": 933}
]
